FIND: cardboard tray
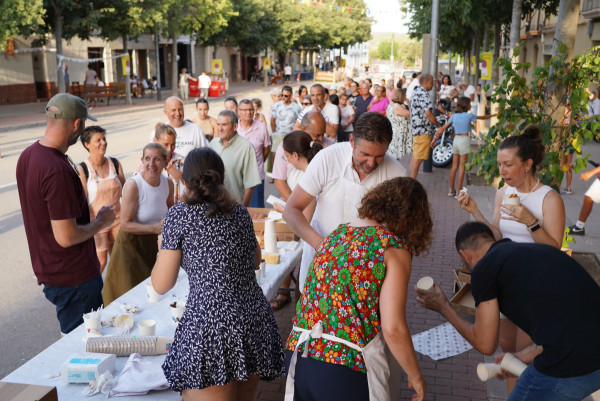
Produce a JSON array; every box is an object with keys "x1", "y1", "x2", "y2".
[
  {"x1": 0, "y1": 382, "x2": 58, "y2": 401},
  {"x1": 248, "y1": 207, "x2": 299, "y2": 241},
  {"x1": 450, "y1": 283, "x2": 476, "y2": 315}
]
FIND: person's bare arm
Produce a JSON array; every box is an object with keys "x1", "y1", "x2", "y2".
[
  {"x1": 120, "y1": 179, "x2": 162, "y2": 234},
  {"x1": 263, "y1": 145, "x2": 271, "y2": 160},
  {"x1": 166, "y1": 164, "x2": 183, "y2": 186},
  {"x1": 325, "y1": 123, "x2": 338, "y2": 139},
  {"x1": 457, "y1": 188, "x2": 504, "y2": 240},
  {"x1": 274, "y1": 179, "x2": 292, "y2": 201},
  {"x1": 380, "y1": 247, "x2": 426, "y2": 400},
  {"x1": 270, "y1": 117, "x2": 277, "y2": 133},
  {"x1": 51, "y1": 206, "x2": 115, "y2": 248},
  {"x1": 416, "y1": 284, "x2": 500, "y2": 355},
  {"x1": 151, "y1": 248, "x2": 182, "y2": 295},
  {"x1": 393, "y1": 104, "x2": 410, "y2": 118},
  {"x1": 283, "y1": 185, "x2": 322, "y2": 248},
  {"x1": 254, "y1": 244, "x2": 262, "y2": 270},
  {"x1": 476, "y1": 114, "x2": 496, "y2": 120},
  {"x1": 167, "y1": 179, "x2": 175, "y2": 208},
  {"x1": 581, "y1": 165, "x2": 600, "y2": 181},
  {"x1": 241, "y1": 187, "x2": 254, "y2": 207}
]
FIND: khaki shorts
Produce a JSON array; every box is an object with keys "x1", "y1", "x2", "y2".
[
  {"x1": 412, "y1": 134, "x2": 432, "y2": 160},
  {"x1": 452, "y1": 135, "x2": 470, "y2": 155}
]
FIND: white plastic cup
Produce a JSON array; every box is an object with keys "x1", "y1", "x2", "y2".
[
  {"x1": 146, "y1": 283, "x2": 161, "y2": 303},
  {"x1": 170, "y1": 301, "x2": 185, "y2": 323},
  {"x1": 477, "y1": 363, "x2": 502, "y2": 381},
  {"x1": 416, "y1": 276, "x2": 434, "y2": 291},
  {"x1": 264, "y1": 233, "x2": 278, "y2": 254},
  {"x1": 138, "y1": 320, "x2": 156, "y2": 336},
  {"x1": 503, "y1": 196, "x2": 520, "y2": 206},
  {"x1": 83, "y1": 314, "x2": 102, "y2": 336},
  {"x1": 264, "y1": 219, "x2": 276, "y2": 237},
  {"x1": 500, "y1": 353, "x2": 528, "y2": 377}
]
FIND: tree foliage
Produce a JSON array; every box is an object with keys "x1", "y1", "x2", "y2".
[
  {"x1": 470, "y1": 43, "x2": 600, "y2": 188},
  {"x1": 0, "y1": 0, "x2": 45, "y2": 43}
]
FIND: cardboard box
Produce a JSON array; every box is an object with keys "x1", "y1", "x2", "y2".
[
  {"x1": 0, "y1": 382, "x2": 58, "y2": 401},
  {"x1": 248, "y1": 207, "x2": 299, "y2": 241},
  {"x1": 450, "y1": 283, "x2": 476, "y2": 315}
]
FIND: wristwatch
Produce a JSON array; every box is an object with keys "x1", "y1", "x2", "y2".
[{"x1": 527, "y1": 220, "x2": 541, "y2": 232}]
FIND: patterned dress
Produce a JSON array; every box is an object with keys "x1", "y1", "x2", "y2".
[
  {"x1": 286, "y1": 224, "x2": 408, "y2": 373},
  {"x1": 161, "y1": 202, "x2": 284, "y2": 391},
  {"x1": 386, "y1": 103, "x2": 412, "y2": 159}
]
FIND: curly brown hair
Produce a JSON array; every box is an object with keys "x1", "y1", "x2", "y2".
[{"x1": 357, "y1": 177, "x2": 433, "y2": 256}]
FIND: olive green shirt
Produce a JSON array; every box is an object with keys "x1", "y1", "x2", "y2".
[{"x1": 209, "y1": 134, "x2": 261, "y2": 203}]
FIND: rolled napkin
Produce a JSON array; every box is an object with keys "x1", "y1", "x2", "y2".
[{"x1": 108, "y1": 353, "x2": 169, "y2": 397}]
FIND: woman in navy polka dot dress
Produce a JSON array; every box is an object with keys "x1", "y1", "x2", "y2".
[{"x1": 151, "y1": 148, "x2": 284, "y2": 400}]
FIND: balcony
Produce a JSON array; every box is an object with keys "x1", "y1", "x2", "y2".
[{"x1": 582, "y1": 0, "x2": 600, "y2": 19}]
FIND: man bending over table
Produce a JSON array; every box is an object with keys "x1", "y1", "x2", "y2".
[{"x1": 416, "y1": 222, "x2": 600, "y2": 401}]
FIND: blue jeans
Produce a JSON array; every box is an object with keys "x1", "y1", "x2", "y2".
[
  {"x1": 509, "y1": 363, "x2": 600, "y2": 401},
  {"x1": 251, "y1": 179, "x2": 265, "y2": 208},
  {"x1": 43, "y1": 274, "x2": 103, "y2": 335}
]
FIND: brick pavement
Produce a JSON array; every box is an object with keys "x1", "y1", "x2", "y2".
[{"x1": 256, "y1": 156, "x2": 490, "y2": 401}]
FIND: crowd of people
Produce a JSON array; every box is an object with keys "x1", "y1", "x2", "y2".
[{"x1": 15, "y1": 67, "x2": 600, "y2": 401}]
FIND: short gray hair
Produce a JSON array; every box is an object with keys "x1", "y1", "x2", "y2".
[{"x1": 218, "y1": 109, "x2": 238, "y2": 125}]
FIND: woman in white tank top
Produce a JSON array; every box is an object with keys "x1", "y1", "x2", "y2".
[
  {"x1": 456, "y1": 125, "x2": 565, "y2": 395},
  {"x1": 103, "y1": 143, "x2": 174, "y2": 306}
]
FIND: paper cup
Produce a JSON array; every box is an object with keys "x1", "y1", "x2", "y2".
[
  {"x1": 477, "y1": 363, "x2": 502, "y2": 381},
  {"x1": 83, "y1": 314, "x2": 102, "y2": 336},
  {"x1": 146, "y1": 283, "x2": 161, "y2": 303},
  {"x1": 138, "y1": 320, "x2": 156, "y2": 336},
  {"x1": 170, "y1": 301, "x2": 185, "y2": 323},
  {"x1": 503, "y1": 196, "x2": 520, "y2": 206},
  {"x1": 416, "y1": 276, "x2": 434, "y2": 291},
  {"x1": 500, "y1": 353, "x2": 527, "y2": 377}
]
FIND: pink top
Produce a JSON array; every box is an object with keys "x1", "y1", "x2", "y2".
[
  {"x1": 237, "y1": 120, "x2": 271, "y2": 180},
  {"x1": 369, "y1": 97, "x2": 390, "y2": 115},
  {"x1": 272, "y1": 136, "x2": 333, "y2": 182}
]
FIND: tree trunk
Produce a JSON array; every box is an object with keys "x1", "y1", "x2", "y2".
[
  {"x1": 547, "y1": 0, "x2": 582, "y2": 141},
  {"x1": 463, "y1": 49, "x2": 469, "y2": 84},
  {"x1": 54, "y1": 9, "x2": 65, "y2": 94},
  {"x1": 509, "y1": 0, "x2": 523, "y2": 62},
  {"x1": 483, "y1": 23, "x2": 489, "y2": 52},
  {"x1": 492, "y1": 21, "x2": 502, "y2": 85},
  {"x1": 171, "y1": 35, "x2": 178, "y2": 97},
  {"x1": 123, "y1": 35, "x2": 131, "y2": 105},
  {"x1": 473, "y1": 31, "x2": 481, "y2": 86}
]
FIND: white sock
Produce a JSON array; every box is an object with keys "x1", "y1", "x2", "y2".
[{"x1": 576, "y1": 221, "x2": 585, "y2": 229}]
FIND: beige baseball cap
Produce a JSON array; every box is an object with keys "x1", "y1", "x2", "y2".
[{"x1": 45, "y1": 93, "x2": 97, "y2": 121}]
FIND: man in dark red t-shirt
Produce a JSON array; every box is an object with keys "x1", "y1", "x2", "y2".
[{"x1": 17, "y1": 94, "x2": 115, "y2": 334}]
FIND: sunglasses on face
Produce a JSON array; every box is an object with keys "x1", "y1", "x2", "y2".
[{"x1": 302, "y1": 102, "x2": 311, "y2": 105}]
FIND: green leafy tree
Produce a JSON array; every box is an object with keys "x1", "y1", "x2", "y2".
[
  {"x1": 160, "y1": 0, "x2": 236, "y2": 96},
  {"x1": 95, "y1": 0, "x2": 163, "y2": 104},
  {"x1": 376, "y1": 39, "x2": 400, "y2": 61},
  {"x1": 0, "y1": 0, "x2": 45, "y2": 43},
  {"x1": 470, "y1": 43, "x2": 600, "y2": 188}
]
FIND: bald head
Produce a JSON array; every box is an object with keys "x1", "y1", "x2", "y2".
[
  {"x1": 164, "y1": 96, "x2": 184, "y2": 127},
  {"x1": 300, "y1": 111, "x2": 326, "y2": 143}
]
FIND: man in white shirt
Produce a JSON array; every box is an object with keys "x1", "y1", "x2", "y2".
[
  {"x1": 149, "y1": 96, "x2": 208, "y2": 158},
  {"x1": 458, "y1": 82, "x2": 476, "y2": 109},
  {"x1": 283, "y1": 112, "x2": 407, "y2": 292},
  {"x1": 406, "y1": 72, "x2": 421, "y2": 105},
  {"x1": 294, "y1": 83, "x2": 339, "y2": 141},
  {"x1": 198, "y1": 72, "x2": 212, "y2": 99},
  {"x1": 284, "y1": 64, "x2": 293, "y2": 84}
]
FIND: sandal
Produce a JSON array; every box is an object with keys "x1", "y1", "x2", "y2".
[{"x1": 269, "y1": 292, "x2": 291, "y2": 311}]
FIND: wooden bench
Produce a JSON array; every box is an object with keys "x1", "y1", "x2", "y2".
[{"x1": 84, "y1": 84, "x2": 118, "y2": 106}]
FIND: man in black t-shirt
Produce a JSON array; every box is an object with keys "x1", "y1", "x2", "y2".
[{"x1": 416, "y1": 222, "x2": 600, "y2": 400}]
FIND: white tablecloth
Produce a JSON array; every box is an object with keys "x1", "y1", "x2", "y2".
[{"x1": 2, "y1": 241, "x2": 302, "y2": 400}]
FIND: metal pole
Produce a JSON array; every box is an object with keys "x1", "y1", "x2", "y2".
[
  {"x1": 155, "y1": 33, "x2": 162, "y2": 101},
  {"x1": 423, "y1": 0, "x2": 439, "y2": 173}
]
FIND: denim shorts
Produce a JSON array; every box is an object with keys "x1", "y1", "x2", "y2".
[
  {"x1": 508, "y1": 363, "x2": 600, "y2": 401},
  {"x1": 43, "y1": 274, "x2": 103, "y2": 334}
]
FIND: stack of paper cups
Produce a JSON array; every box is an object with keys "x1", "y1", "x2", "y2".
[
  {"x1": 477, "y1": 363, "x2": 502, "y2": 381},
  {"x1": 500, "y1": 353, "x2": 528, "y2": 377},
  {"x1": 264, "y1": 219, "x2": 278, "y2": 253}
]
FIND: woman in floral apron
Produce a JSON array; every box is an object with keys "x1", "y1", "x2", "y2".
[{"x1": 285, "y1": 177, "x2": 433, "y2": 401}]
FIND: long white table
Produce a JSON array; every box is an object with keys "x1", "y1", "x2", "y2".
[{"x1": 2, "y1": 241, "x2": 302, "y2": 400}]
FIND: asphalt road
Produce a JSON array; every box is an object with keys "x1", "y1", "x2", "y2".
[{"x1": 0, "y1": 86, "x2": 276, "y2": 379}]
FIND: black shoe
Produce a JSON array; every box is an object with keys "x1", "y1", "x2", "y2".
[{"x1": 569, "y1": 224, "x2": 585, "y2": 235}]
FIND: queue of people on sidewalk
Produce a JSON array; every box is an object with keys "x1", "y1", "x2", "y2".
[{"x1": 15, "y1": 84, "x2": 600, "y2": 401}]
